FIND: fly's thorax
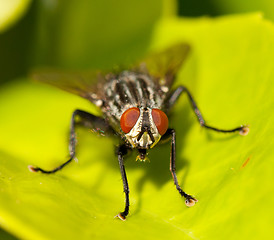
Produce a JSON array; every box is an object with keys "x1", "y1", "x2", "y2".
[
  {"x1": 101, "y1": 71, "x2": 168, "y2": 130},
  {"x1": 121, "y1": 107, "x2": 167, "y2": 149}
]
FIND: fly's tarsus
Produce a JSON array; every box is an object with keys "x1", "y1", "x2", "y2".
[
  {"x1": 239, "y1": 125, "x2": 249, "y2": 136},
  {"x1": 203, "y1": 124, "x2": 249, "y2": 135},
  {"x1": 116, "y1": 212, "x2": 127, "y2": 221},
  {"x1": 185, "y1": 195, "x2": 198, "y2": 207},
  {"x1": 28, "y1": 157, "x2": 74, "y2": 174},
  {"x1": 28, "y1": 165, "x2": 39, "y2": 172}
]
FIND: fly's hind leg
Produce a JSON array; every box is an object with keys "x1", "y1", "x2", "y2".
[
  {"x1": 28, "y1": 109, "x2": 114, "y2": 174},
  {"x1": 164, "y1": 86, "x2": 249, "y2": 135}
]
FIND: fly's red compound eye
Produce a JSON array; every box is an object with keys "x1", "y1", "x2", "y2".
[
  {"x1": 151, "y1": 109, "x2": 169, "y2": 135},
  {"x1": 120, "y1": 107, "x2": 140, "y2": 133}
]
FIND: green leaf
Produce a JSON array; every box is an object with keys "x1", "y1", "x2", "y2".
[
  {"x1": 0, "y1": 0, "x2": 32, "y2": 32},
  {"x1": 0, "y1": 13, "x2": 274, "y2": 239}
]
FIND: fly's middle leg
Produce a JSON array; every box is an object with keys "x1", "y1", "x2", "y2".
[{"x1": 28, "y1": 109, "x2": 113, "y2": 174}]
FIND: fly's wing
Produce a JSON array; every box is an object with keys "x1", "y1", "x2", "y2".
[
  {"x1": 135, "y1": 43, "x2": 190, "y2": 88},
  {"x1": 31, "y1": 44, "x2": 189, "y2": 104},
  {"x1": 31, "y1": 69, "x2": 112, "y2": 104}
]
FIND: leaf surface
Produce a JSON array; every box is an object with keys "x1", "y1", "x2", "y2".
[{"x1": 0, "y1": 13, "x2": 273, "y2": 239}]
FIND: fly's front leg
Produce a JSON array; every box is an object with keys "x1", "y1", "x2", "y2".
[
  {"x1": 115, "y1": 144, "x2": 131, "y2": 221},
  {"x1": 28, "y1": 109, "x2": 113, "y2": 174},
  {"x1": 165, "y1": 86, "x2": 249, "y2": 135},
  {"x1": 164, "y1": 128, "x2": 198, "y2": 207}
]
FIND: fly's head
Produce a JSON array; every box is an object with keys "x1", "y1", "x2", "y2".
[{"x1": 120, "y1": 107, "x2": 169, "y2": 160}]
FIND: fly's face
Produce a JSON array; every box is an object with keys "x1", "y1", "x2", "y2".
[{"x1": 120, "y1": 107, "x2": 169, "y2": 149}]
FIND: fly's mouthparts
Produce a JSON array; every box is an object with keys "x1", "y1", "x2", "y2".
[{"x1": 136, "y1": 149, "x2": 148, "y2": 162}]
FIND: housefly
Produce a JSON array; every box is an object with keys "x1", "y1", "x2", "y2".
[{"x1": 28, "y1": 44, "x2": 249, "y2": 220}]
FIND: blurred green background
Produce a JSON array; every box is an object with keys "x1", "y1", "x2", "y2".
[
  {"x1": 178, "y1": 0, "x2": 274, "y2": 20},
  {"x1": 0, "y1": 0, "x2": 165, "y2": 84},
  {"x1": 0, "y1": 1, "x2": 273, "y2": 240},
  {"x1": 1, "y1": 0, "x2": 274, "y2": 84}
]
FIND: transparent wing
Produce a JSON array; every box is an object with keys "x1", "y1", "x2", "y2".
[
  {"x1": 31, "y1": 43, "x2": 190, "y2": 103},
  {"x1": 31, "y1": 69, "x2": 111, "y2": 102},
  {"x1": 135, "y1": 43, "x2": 190, "y2": 87}
]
